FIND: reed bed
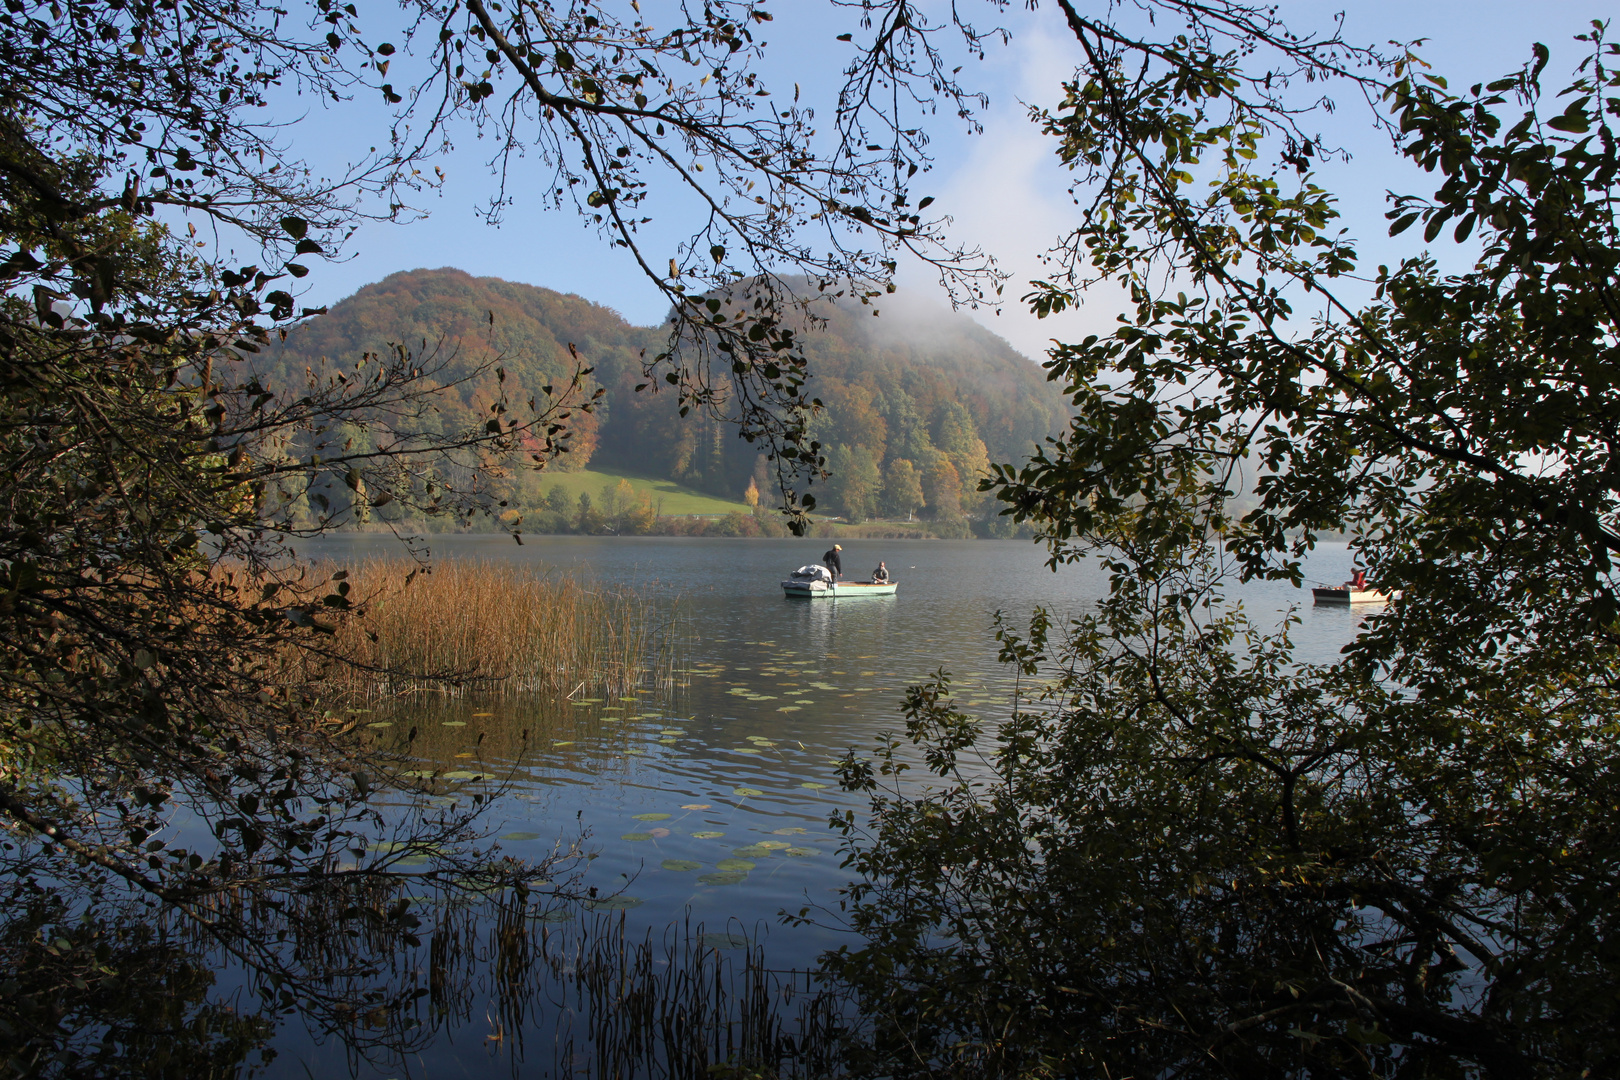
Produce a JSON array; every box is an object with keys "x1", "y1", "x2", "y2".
[{"x1": 291, "y1": 557, "x2": 681, "y2": 700}]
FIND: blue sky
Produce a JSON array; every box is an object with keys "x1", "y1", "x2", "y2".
[{"x1": 282, "y1": 1, "x2": 1596, "y2": 360}]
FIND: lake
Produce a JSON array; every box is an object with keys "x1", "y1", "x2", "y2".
[{"x1": 268, "y1": 534, "x2": 1371, "y2": 1076}]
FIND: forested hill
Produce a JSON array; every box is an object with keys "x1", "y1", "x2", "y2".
[{"x1": 265, "y1": 267, "x2": 1069, "y2": 522}]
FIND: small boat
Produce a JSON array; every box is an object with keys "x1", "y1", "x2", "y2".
[
  {"x1": 1312, "y1": 579, "x2": 1400, "y2": 604},
  {"x1": 781, "y1": 564, "x2": 897, "y2": 599}
]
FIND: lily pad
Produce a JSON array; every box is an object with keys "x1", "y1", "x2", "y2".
[
  {"x1": 471, "y1": 712, "x2": 494, "y2": 717},
  {"x1": 732, "y1": 844, "x2": 773, "y2": 858},
  {"x1": 621, "y1": 832, "x2": 654, "y2": 841},
  {"x1": 716, "y1": 858, "x2": 755, "y2": 872},
  {"x1": 733, "y1": 787, "x2": 764, "y2": 797},
  {"x1": 800, "y1": 782, "x2": 829, "y2": 790},
  {"x1": 776, "y1": 706, "x2": 801, "y2": 712},
  {"x1": 772, "y1": 827, "x2": 807, "y2": 835},
  {"x1": 571, "y1": 702, "x2": 594, "y2": 708},
  {"x1": 585, "y1": 896, "x2": 643, "y2": 911},
  {"x1": 692, "y1": 831, "x2": 725, "y2": 839},
  {"x1": 632, "y1": 813, "x2": 671, "y2": 821},
  {"x1": 648, "y1": 827, "x2": 671, "y2": 838},
  {"x1": 701, "y1": 931, "x2": 751, "y2": 949},
  {"x1": 400, "y1": 769, "x2": 437, "y2": 779},
  {"x1": 500, "y1": 832, "x2": 541, "y2": 841},
  {"x1": 745, "y1": 735, "x2": 774, "y2": 743},
  {"x1": 660, "y1": 729, "x2": 684, "y2": 736},
  {"x1": 441, "y1": 770, "x2": 484, "y2": 781},
  {"x1": 552, "y1": 740, "x2": 575, "y2": 747},
  {"x1": 734, "y1": 748, "x2": 761, "y2": 755},
  {"x1": 624, "y1": 748, "x2": 645, "y2": 755},
  {"x1": 661, "y1": 859, "x2": 703, "y2": 872},
  {"x1": 659, "y1": 737, "x2": 677, "y2": 744},
  {"x1": 784, "y1": 847, "x2": 820, "y2": 857},
  {"x1": 533, "y1": 909, "x2": 575, "y2": 923},
  {"x1": 441, "y1": 721, "x2": 468, "y2": 727},
  {"x1": 696, "y1": 871, "x2": 746, "y2": 886},
  {"x1": 756, "y1": 841, "x2": 792, "y2": 850},
  {"x1": 681, "y1": 804, "x2": 711, "y2": 810}
]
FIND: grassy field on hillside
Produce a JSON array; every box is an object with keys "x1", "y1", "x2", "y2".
[{"x1": 539, "y1": 466, "x2": 750, "y2": 516}]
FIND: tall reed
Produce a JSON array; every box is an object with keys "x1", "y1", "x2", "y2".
[{"x1": 292, "y1": 557, "x2": 680, "y2": 700}]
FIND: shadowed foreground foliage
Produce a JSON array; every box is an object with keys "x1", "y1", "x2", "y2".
[{"x1": 820, "y1": 19, "x2": 1620, "y2": 1080}]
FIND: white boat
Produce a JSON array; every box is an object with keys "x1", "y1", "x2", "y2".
[{"x1": 781, "y1": 564, "x2": 898, "y2": 598}]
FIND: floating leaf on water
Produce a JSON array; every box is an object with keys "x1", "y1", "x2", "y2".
[
  {"x1": 734, "y1": 748, "x2": 761, "y2": 755},
  {"x1": 533, "y1": 908, "x2": 575, "y2": 923},
  {"x1": 552, "y1": 740, "x2": 575, "y2": 747},
  {"x1": 701, "y1": 931, "x2": 751, "y2": 949},
  {"x1": 401, "y1": 770, "x2": 437, "y2": 779},
  {"x1": 585, "y1": 896, "x2": 643, "y2": 911},
  {"x1": 692, "y1": 831, "x2": 725, "y2": 839},
  {"x1": 578, "y1": 698, "x2": 603, "y2": 703},
  {"x1": 499, "y1": 832, "x2": 541, "y2": 841},
  {"x1": 732, "y1": 787, "x2": 763, "y2": 797},
  {"x1": 696, "y1": 871, "x2": 746, "y2": 886},
  {"x1": 716, "y1": 858, "x2": 756, "y2": 872},
  {"x1": 659, "y1": 738, "x2": 676, "y2": 744},
  {"x1": 680, "y1": 804, "x2": 711, "y2": 810},
  {"x1": 752, "y1": 740, "x2": 778, "y2": 747},
  {"x1": 795, "y1": 700, "x2": 815, "y2": 705},
  {"x1": 648, "y1": 827, "x2": 671, "y2": 838},
  {"x1": 621, "y1": 832, "x2": 654, "y2": 841},
  {"x1": 442, "y1": 721, "x2": 468, "y2": 727},
  {"x1": 624, "y1": 748, "x2": 645, "y2": 755},
  {"x1": 745, "y1": 735, "x2": 773, "y2": 742},
  {"x1": 441, "y1": 770, "x2": 483, "y2": 780},
  {"x1": 772, "y1": 827, "x2": 808, "y2": 835},
  {"x1": 661, "y1": 859, "x2": 702, "y2": 872},
  {"x1": 619, "y1": 697, "x2": 639, "y2": 702},
  {"x1": 726, "y1": 687, "x2": 752, "y2": 695},
  {"x1": 732, "y1": 844, "x2": 773, "y2": 858},
  {"x1": 632, "y1": 813, "x2": 671, "y2": 821},
  {"x1": 660, "y1": 729, "x2": 684, "y2": 736},
  {"x1": 748, "y1": 695, "x2": 778, "y2": 701},
  {"x1": 756, "y1": 840, "x2": 792, "y2": 850},
  {"x1": 776, "y1": 706, "x2": 801, "y2": 713},
  {"x1": 454, "y1": 753, "x2": 475, "y2": 759},
  {"x1": 366, "y1": 722, "x2": 394, "y2": 729},
  {"x1": 471, "y1": 712, "x2": 494, "y2": 717},
  {"x1": 784, "y1": 847, "x2": 820, "y2": 857},
  {"x1": 571, "y1": 702, "x2": 593, "y2": 708}
]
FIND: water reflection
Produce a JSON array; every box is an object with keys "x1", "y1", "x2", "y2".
[{"x1": 252, "y1": 535, "x2": 1370, "y2": 1074}]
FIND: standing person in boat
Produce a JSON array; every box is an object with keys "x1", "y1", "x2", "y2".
[
  {"x1": 1351, "y1": 568, "x2": 1366, "y2": 590},
  {"x1": 823, "y1": 543, "x2": 843, "y2": 580},
  {"x1": 872, "y1": 561, "x2": 890, "y2": 583}
]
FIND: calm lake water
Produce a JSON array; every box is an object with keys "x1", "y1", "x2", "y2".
[{"x1": 269, "y1": 534, "x2": 1371, "y2": 1076}]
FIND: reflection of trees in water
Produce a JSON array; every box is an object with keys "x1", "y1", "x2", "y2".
[{"x1": 2, "y1": 867, "x2": 849, "y2": 1078}]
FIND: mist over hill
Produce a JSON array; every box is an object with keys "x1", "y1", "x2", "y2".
[{"x1": 264, "y1": 268, "x2": 1068, "y2": 527}]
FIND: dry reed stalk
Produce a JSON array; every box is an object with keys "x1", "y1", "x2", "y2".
[{"x1": 285, "y1": 558, "x2": 678, "y2": 700}]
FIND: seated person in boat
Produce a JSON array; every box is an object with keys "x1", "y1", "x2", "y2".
[
  {"x1": 872, "y1": 561, "x2": 890, "y2": 583},
  {"x1": 1351, "y1": 569, "x2": 1366, "y2": 589}
]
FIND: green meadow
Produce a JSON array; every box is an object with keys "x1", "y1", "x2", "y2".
[{"x1": 540, "y1": 466, "x2": 751, "y2": 516}]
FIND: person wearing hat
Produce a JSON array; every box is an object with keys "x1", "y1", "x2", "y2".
[{"x1": 823, "y1": 543, "x2": 843, "y2": 580}]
